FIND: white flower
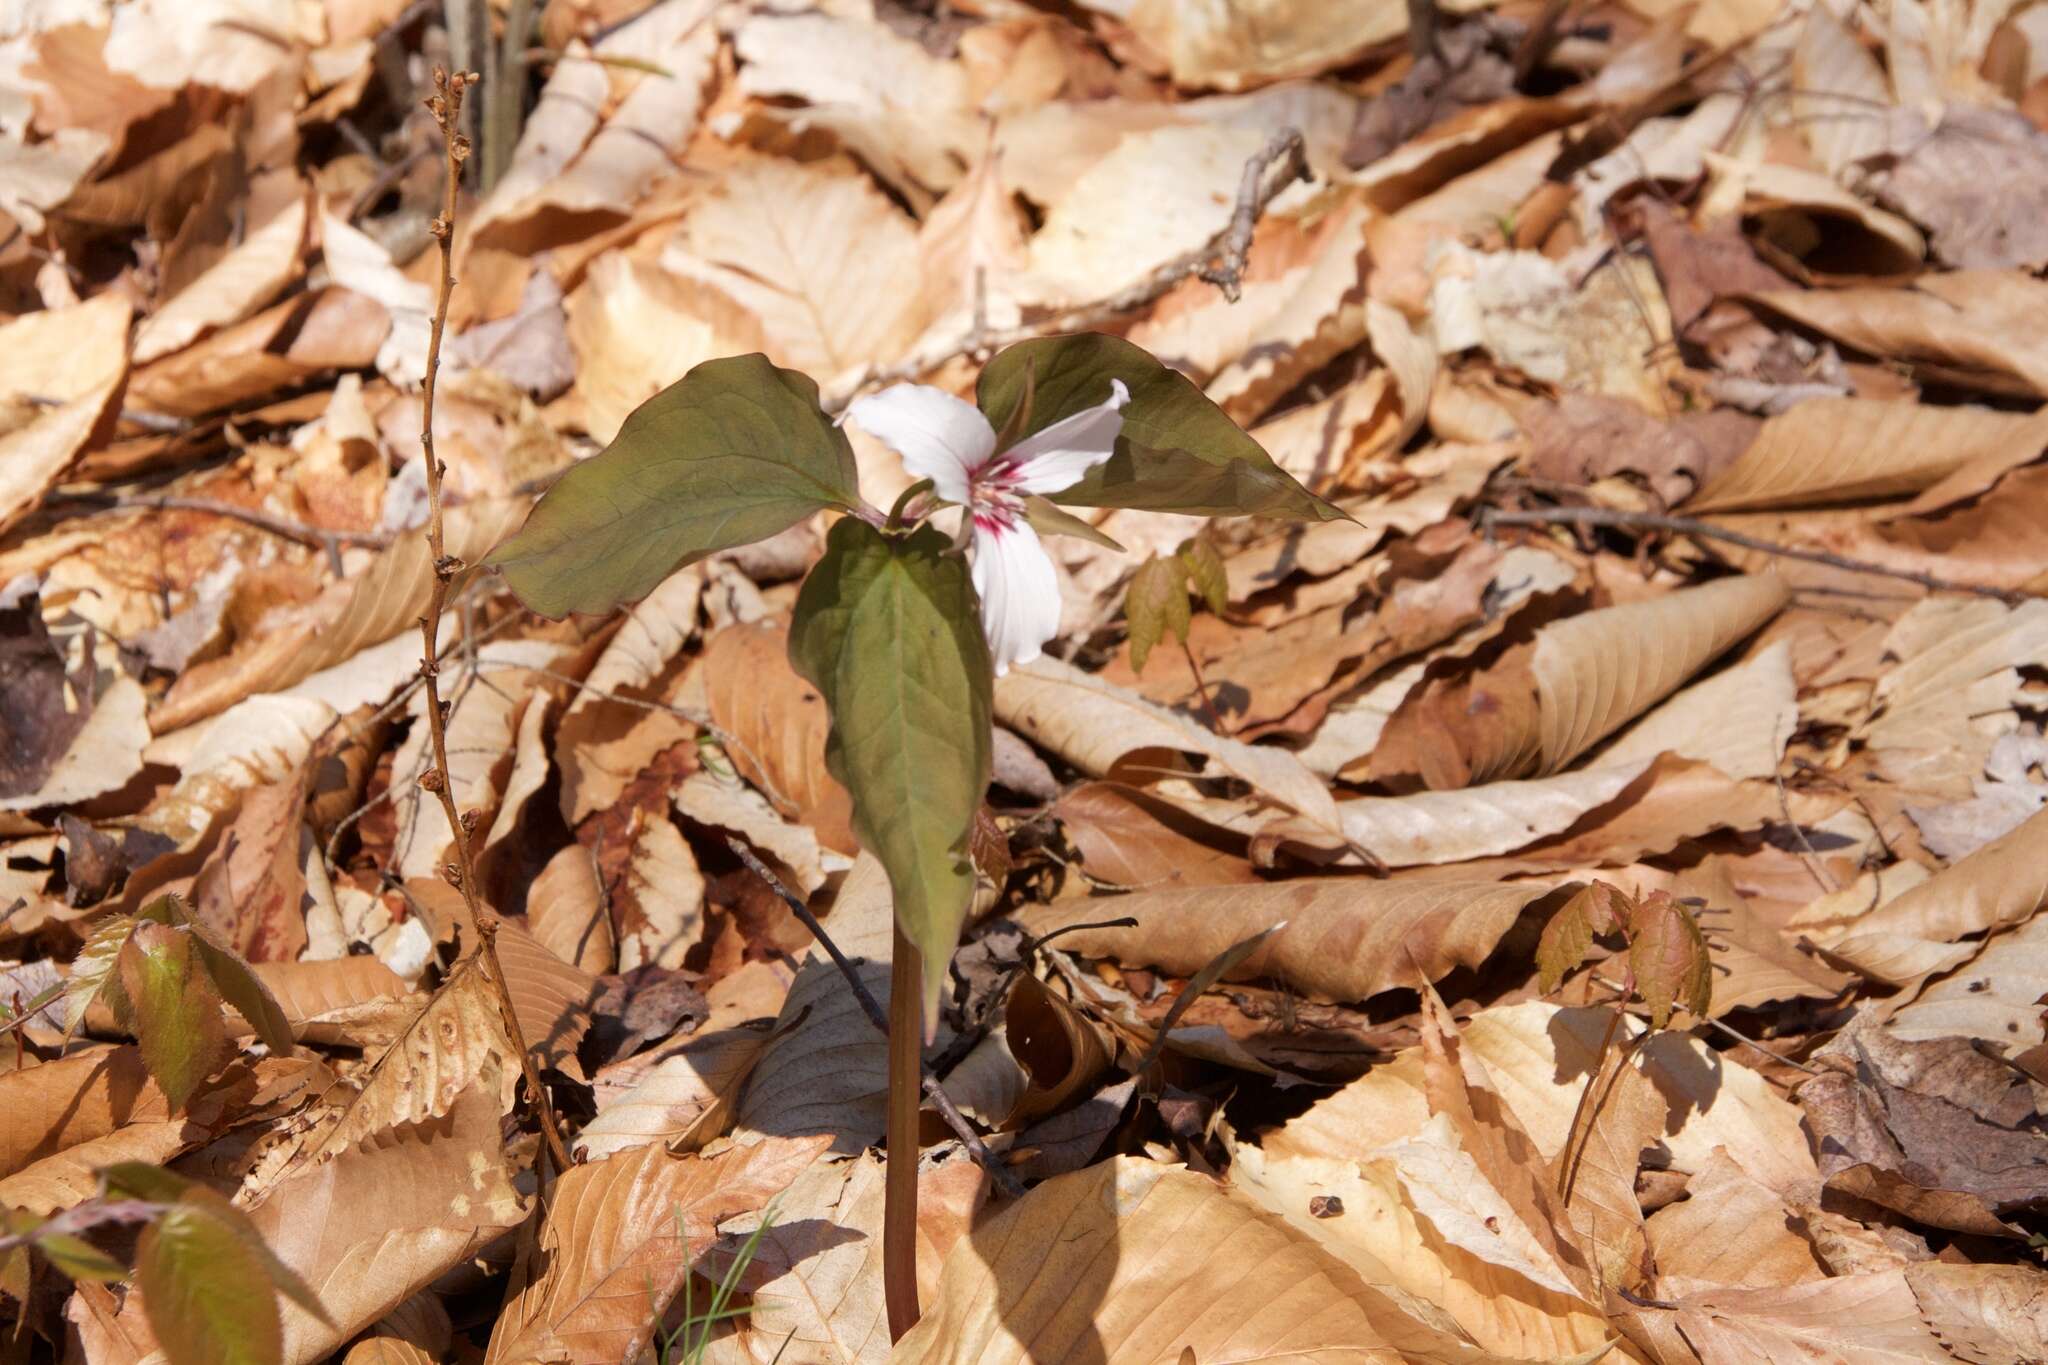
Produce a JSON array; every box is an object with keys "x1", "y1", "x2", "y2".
[{"x1": 847, "y1": 379, "x2": 1130, "y2": 674}]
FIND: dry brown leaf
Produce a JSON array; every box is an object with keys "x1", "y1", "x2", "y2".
[
  {"x1": 727, "y1": 854, "x2": 897, "y2": 1153},
  {"x1": 1888, "y1": 905, "x2": 2048, "y2": 1049},
  {"x1": 1599, "y1": 639, "x2": 1796, "y2": 782},
  {"x1": 574, "y1": 1021, "x2": 767, "y2": 1160},
  {"x1": 732, "y1": 12, "x2": 979, "y2": 204},
  {"x1": 1051, "y1": 781, "x2": 1261, "y2": 888},
  {"x1": 484, "y1": 1133, "x2": 828, "y2": 1365},
  {"x1": 995, "y1": 655, "x2": 1340, "y2": 835},
  {"x1": 0, "y1": 1120, "x2": 198, "y2": 1216},
  {"x1": 0, "y1": 1045, "x2": 170, "y2": 1180},
  {"x1": 664, "y1": 159, "x2": 925, "y2": 392},
  {"x1": 1646, "y1": 1151, "x2": 1826, "y2": 1297},
  {"x1": 1673, "y1": 1270, "x2": 1951, "y2": 1364},
  {"x1": 562, "y1": 254, "x2": 758, "y2": 445},
  {"x1": 1907, "y1": 1261, "x2": 2048, "y2": 1364},
  {"x1": 248, "y1": 1079, "x2": 526, "y2": 1365},
  {"x1": 132, "y1": 196, "x2": 308, "y2": 364},
  {"x1": 1020, "y1": 879, "x2": 1563, "y2": 1004},
  {"x1": 527, "y1": 843, "x2": 616, "y2": 976},
  {"x1": 1111, "y1": 0, "x2": 1409, "y2": 90},
  {"x1": 895, "y1": 1157, "x2": 1435, "y2": 1364},
  {"x1": 611, "y1": 813, "x2": 709, "y2": 972},
  {"x1": 1685, "y1": 401, "x2": 2048, "y2": 514},
  {"x1": 0, "y1": 292, "x2": 132, "y2": 533},
  {"x1": 702, "y1": 622, "x2": 855, "y2": 855},
  {"x1": 1822, "y1": 806, "x2": 2048, "y2": 985},
  {"x1": 1336, "y1": 762, "x2": 1651, "y2": 867},
  {"x1": 1749, "y1": 272, "x2": 2048, "y2": 399},
  {"x1": 247, "y1": 956, "x2": 414, "y2": 1045},
  {"x1": 152, "y1": 499, "x2": 529, "y2": 732},
  {"x1": 945, "y1": 973, "x2": 1112, "y2": 1129},
  {"x1": 290, "y1": 953, "x2": 521, "y2": 1166}
]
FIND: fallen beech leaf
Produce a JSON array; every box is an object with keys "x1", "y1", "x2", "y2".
[
  {"x1": 665, "y1": 160, "x2": 925, "y2": 391},
  {"x1": 132, "y1": 196, "x2": 308, "y2": 364},
  {"x1": 1051, "y1": 781, "x2": 1261, "y2": 888},
  {"x1": 1113, "y1": 0, "x2": 1408, "y2": 90},
  {"x1": 1646, "y1": 1151, "x2": 1825, "y2": 1296},
  {"x1": 0, "y1": 292, "x2": 132, "y2": 533},
  {"x1": 1019, "y1": 879, "x2": 1564, "y2": 1003},
  {"x1": 484, "y1": 1133, "x2": 827, "y2": 1365},
  {"x1": 1907, "y1": 1261, "x2": 2048, "y2": 1363},
  {"x1": 895, "y1": 1158, "x2": 1435, "y2": 1364},
  {"x1": 526, "y1": 843, "x2": 615, "y2": 976},
  {"x1": 247, "y1": 1081, "x2": 525, "y2": 1365},
  {"x1": 1888, "y1": 906, "x2": 2048, "y2": 1049},
  {"x1": 995, "y1": 655, "x2": 1340, "y2": 834},
  {"x1": 1821, "y1": 805, "x2": 2048, "y2": 985},
  {"x1": 1336, "y1": 762, "x2": 1651, "y2": 867},
  {"x1": 1685, "y1": 401, "x2": 2048, "y2": 514},
  {"x1": 1674, "y1": 1270, "x2": 1951, "y2": 1364},
  {"x1": 1599, "y1": 639, "x2": 1796, "y2": 782},
  {"x1": 1748, "y1": 272, "x2": 2048, "y2": 399},
  {"x1": 574, "y1": 1021, "x2": 767, "y2": 1160},
  {"x1": 702, "y1": 622, "x2": 855, "y2": 854},
  {"x1": 1533, "y1": 574, "x2": 1788, "y2": 774}
]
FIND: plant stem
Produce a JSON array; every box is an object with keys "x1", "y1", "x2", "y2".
[
  {"x1": 1180, "y1": 638, "x2": 1228, "y2": 734},
  {"x1": 1556, "y1": 1000, "x2": 1626, "y2": 1203},
  {"x1": 417, "y1": 68, "x2": 570, "y2": 1174},
  {"x1": 885, "y1": 922, "x2": 923, "y2": 1341}
]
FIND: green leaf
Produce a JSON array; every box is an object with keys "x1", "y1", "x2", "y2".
[
  {"x1": 488, "y1": 354, "x2": 863, "y2": 618},
  {"x1": 976, "y1": 333, "x2": 1343, "y2": 522},
  {"x1": 115, "y1": 923, "x2": 230, "y2": 1113},
  {"x1": 1124, "y1": 555, "x2": 1191, "y2": 675},
  {"x1": 65, "y1": 912, "x2": 136, "y2": 1038},
  {"x1": 158, "y1": 899, "x2": 293, "y2": 1058},
  {"x1": 1178, "y1": 536, "x2": 1229, "y2": 617},
  {"x1": 107, "y1": 1169, "x2": 332, "y2": 1330},
  {"x1": 1628, "y1": 891, "x2": 1713, "y2": 1029},
  {"x1": 789, "y1": 519, "x2": 992, "y2": 1022},
  {"x1": 1022, "y1": 495, "x2": 1124, "y2": 551},
  {"x1": 37, "y1": 1230, "x2": 128, "y2": 1283},
  {"x1": 137, "y1": 1201, "x2": 285, "y2": 1365}
]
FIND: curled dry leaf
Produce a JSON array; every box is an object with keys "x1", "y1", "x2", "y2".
[
  {"x1": 1020, "y1": 879, "x2": 1564, "y2": 1004},
  {"x1": 702, "y1": 621, "x2": 856, "y2": 854}
]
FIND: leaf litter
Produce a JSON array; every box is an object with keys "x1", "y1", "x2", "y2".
[{"x1": 3, "y1": 0, "x2": 2048, "y2": 1361}]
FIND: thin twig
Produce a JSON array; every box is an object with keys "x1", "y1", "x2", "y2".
[
  {"x1": 1179, "y1": 638, "x2": 1229, "y2": 736},
  {"x1": 838, "y1": 127, "x2": 1311, "y2": 407},
  {"x1": 1481, "y1": 506, "x2": 2028, "y2": 604},
  {"x1": 48, "y1": 491, "x2": 392, "y2": 576},
  {"x1": 416, "y1": 69, "x2": 570, "y2": 1174},
  {"x1": 726, "y1": 839, "x2": 1027, "y2": 1200}
]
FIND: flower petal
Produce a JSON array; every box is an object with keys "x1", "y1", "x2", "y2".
[
  {"x1": 844, "y1": 384, "x2": 994, "y2": 506},
  {"x1": 997, "y1": 379, "x2": 1130, "y2": 497},
  {"x1": 970, "y1": 515, "x2": 1063, "y2": 676}
]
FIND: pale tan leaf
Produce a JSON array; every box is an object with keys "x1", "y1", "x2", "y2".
[
  {"x1": 1023, "y1": 123, "x2": 1266, "y2": 308},
  {"x1": 611, "y1": 813, "x2": 709, "y2": 972},
  {"x1": 563, "y1": 254, "x2": 755, "y2": 446},
  {"x1": 996, "y1": 654, "x2": 1339, "y2": 833},
  {"x1": 1732, "y1": 160, "x2": 1925, "y2": 274},
  {"x1": 1645, "y1": 1151, "x2": 1826, "y2": 1297},
  {"x1": 1888, "y1": 905, "x2": 2048, "y2": 1049},
  {"x1": 151, "y1": 499, "x2": 530, "y2": 732},
  {"x1": 909, "y1": 148, "x2": 1030, "y2": 356},
  {"x1": 0, "y1": 292, "x2": 131, "y2": 532},
  {"x1": 0, "y1": 1045, "x2": 169, "y2": 1180},
  {"x1": 132, "y1": 196, "x2": 308, "y2": 363},
  {"x1": 527, "y1": 843, "x2": 615, "y2": 976},
  {"x1": 1792, "y1": 7, "x2": 1895, "y2": 180},
  {"x1": 1335, "y1": 762, "x2": 1651, "y2": 866},
  {"x1": 733, "y1": 13, "x2": 978, "y2": 203},
  {"x1": 1859, "y1": 597, "x2": 2048, "y2": 800},
  {"x1": 894, "y1": 1158, "x2": 1427, "y2": 1364},
  {"x1": 676, "y1": 768, "x2": 844, "y2": 897},
  {"x1": 1018, "y1": 879, "x2": 1562, "y2": 1004},
  {"x1": 0, "y1": 675, "x2": 149, "y2": 812},
  {"x1": 1674, "y1": 1271, "x2": 1951, "y2": 1364},
  {"x1": 473, "y1": 1, "x2": 718, "y2": 247},
  {"x1": 702, "y1": 622, "x2": 856, "y2": 855},
  {"x1": 1685, "y1": 401, "x2": 2048, "y2": 514},
  {"x1": 0, "y1": 126, "x2": 107, "y2": 233},
  {"x1": 1266, "y1": 1001, "x2": 1820, "y2": 1202},
  {"x1": 484, "y1": 1133, "x2": 828, "y2": 1365},
  {"x1": 665, "y1": 160, "x2": 925, "y2": 388},
  {"x1": 1534, "y1": 575, "x2": 1789, "y2": 774},
  {"x1": 0, "y1": 1120, "x2": 196, "y2": 1216},
  {"x1": 1907, "y1": 1261, "x2": 2048, "y2": 1365},
  {"x1": 573, "y1": 1023, "x2": 767, "y2": 1160},
  {"x1": 248, "y1": 1080, "x2": 525, "y2": 1365},
  {"x1": 292, "y1": 954, "x2": 520, "y2": 1165},
  {"x1": 1115, "y1": 0, "x2": 1409, "y2": 89},
  {"x1": 1749, "y1": 271, "x2": 2048, "y2": 399},
  {"x1": 247, "y1": 957, "x2": 414, "y2": 1045},
  {"x1": 1601, "y1": 639, "x2": 1796, "y2": 781},
  {"x1": 1822, "y1": 805, "x2": 2048, "y2": 985}
]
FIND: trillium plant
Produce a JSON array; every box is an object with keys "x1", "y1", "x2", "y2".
[{"x1": 488, "y1": 332, "x2": 1339, "y2": 1335}]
